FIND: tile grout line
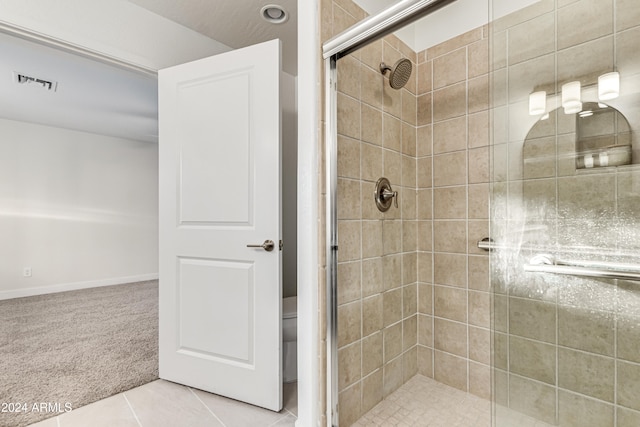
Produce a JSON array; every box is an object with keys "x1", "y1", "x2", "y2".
[
  {"x1": 122, "y1": 393, "x2": 143, "y2": 427},
  {"x1": 266, "y1": 411, "x2": 294, "y2": 427},
  {"x1": 282, "y1": 407, "x2": 297, "y2": 418},
  {"x1": 187, "y1": 387, "x2": 229, "y2": 427}
]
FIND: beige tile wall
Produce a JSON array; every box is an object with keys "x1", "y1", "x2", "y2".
[
  {"x1": 491, "y1": 0, "x2": 640, "y2": 425},
  {"x1": 416, "y1": 27, "x2": 491, "y2": 400},
  {"x1": 322, "y1": 1, "x2": 492, "y2": 425},
  {"x1": 334, "y1": 24, "x2": 421, "y2": 427}
]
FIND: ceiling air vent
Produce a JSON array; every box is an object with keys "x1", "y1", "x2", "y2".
[{"x1": 13, "y1": 72, "x2": 58, "y2": 91}]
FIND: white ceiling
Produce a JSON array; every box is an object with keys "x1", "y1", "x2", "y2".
[
  {"x1": 126, "y1": 0, "x2": 298, "y2": 75},
  {"x1": 0, "y1": 32, "x2": 158, "y2": 143},
  {"x1": 0, "y1": 0, "x2": 297, "y2": 144}
]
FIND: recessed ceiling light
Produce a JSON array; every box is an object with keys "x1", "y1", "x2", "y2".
[{"x1": 261, "y1": 4, "x2": 289, "y2": 24}]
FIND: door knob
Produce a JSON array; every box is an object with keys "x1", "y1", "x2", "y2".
[{"x1": 247, "y1": 240, "x2": 275, "y2": 252}]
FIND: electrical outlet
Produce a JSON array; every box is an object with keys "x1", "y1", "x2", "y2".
[{"x1": 23, "y1": 267, "x2": 32, "y2": 277}]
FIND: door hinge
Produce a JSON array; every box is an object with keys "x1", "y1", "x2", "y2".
[{"x1": 279, "y1": 240, "x2": 283, "y2": 251}]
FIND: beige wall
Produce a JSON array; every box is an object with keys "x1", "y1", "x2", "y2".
[
  {"x1": 491, "y1": 0, "x2": 640, "y2": 425},
  {"x1": 416, "y1": 26, "x2": 491, "y2": 399},
  {"x1": 334, "y1": 24, "x2": 420, "y2": 427}
]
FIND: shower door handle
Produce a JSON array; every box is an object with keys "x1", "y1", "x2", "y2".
[{"x1": 247, "y1": 240, "x2": 275, "y2": 252}]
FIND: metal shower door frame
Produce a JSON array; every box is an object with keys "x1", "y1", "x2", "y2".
[{"x1": 322, "y1": 0, "x2": 457, "y2": 425}]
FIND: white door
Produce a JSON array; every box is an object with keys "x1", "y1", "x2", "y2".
[{"x1": 158, "y1": 39, "x2": 282, "y2": 411}]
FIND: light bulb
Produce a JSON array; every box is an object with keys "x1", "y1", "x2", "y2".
[
  {"x1": 562, "y1": 81, "x2": 581, "y2": 114},
  {"x1": 598, "y1": 72, "x2": 620, "y2": 101},
  {"x1": 529, "y1": 91, "x2": 546, "y2": 115}
]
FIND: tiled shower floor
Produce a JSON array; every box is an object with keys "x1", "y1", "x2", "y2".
[
  {"x1": 353, "y1": 375, "x2": 554, "y2": 427},
  {"x1": 353, "y1": 375, "x2": 491, "y2": 427}
]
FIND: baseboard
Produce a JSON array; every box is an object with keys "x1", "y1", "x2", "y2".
[{"x1": 0, "y1": 273, "x2": 159, "y2": 300}]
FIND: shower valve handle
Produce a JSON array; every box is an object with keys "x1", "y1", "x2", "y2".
[
  {"x1": 374, "y1": 177, "x2": 398, "y2": 212},
  {"x1": 382, "y1": 189, "x2": 398, "y2": 208}
]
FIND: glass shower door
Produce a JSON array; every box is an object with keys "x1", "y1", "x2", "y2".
[{"x1": 490, "y1": 0, "x2": 640, "y2": 425}]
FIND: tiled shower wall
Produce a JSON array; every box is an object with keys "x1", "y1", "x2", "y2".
[
  {"x1": 491, "y1": 0, "x2": 640, "y2": 425},
  {"x1": 333, "y1": 18, "x2": 421, "y2": 427},
  {"x1": 320, "y1": 0, "x2": 492, "y2": 425},
  {"x1": 416, "y1": 27, "x2": 491, "y2": 400}
]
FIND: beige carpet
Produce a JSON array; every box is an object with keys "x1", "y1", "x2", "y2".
[{"x1": 0, "y1": 280, "x2": 158, "y2": 427}]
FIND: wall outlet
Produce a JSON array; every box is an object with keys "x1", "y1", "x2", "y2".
[{"x1": 23, "y1": 267, "x2": 32, "y2": 277}]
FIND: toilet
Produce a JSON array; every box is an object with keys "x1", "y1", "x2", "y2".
[{"x1": 282, "y1": 296, "x2": 297, "y2": 383}]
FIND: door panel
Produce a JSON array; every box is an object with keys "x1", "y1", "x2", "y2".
[
  {"x1": 159, "y1": 39, "x2": 282, "y2": 411},
  {"x1": 178, "y1": 257, "x2": 254, "y2": 363},
  {"x1": 178, "y1": 71, "x2": 251, "y2": 224}
]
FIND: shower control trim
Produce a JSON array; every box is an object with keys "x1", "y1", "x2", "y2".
[
  {"x1": 247, "y1": 240, "x2": 275, "y2": 252},
  {"x1": 374, "y1": 177, "x2": 398, "y2": 212}
]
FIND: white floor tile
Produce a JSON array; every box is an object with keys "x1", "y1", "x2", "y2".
[
  {"x1": 190, "y1": 387, "x2": 286, "y2": 427},
  {"x1": 29, "y1": 380, "x2": 299, "y2": 427},
  {"x1": 124, "y1": 380, "x2": 223, "y2": 427},
  {"x1": 26, "y1": 416, "x2": 58, "y2": 427},
  {"x1": 57, "y1": 394, "x2": 139, "y2": 427}
]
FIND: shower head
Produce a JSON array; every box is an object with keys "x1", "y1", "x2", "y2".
[{"x1": 380, "y1": 58, "x2": 412, "y2": 90}]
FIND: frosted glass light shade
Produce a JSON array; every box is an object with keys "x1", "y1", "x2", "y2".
[
  {"x1": 598, "y1": 72, "x2": 620, "y2": 101},
  {"x1": 562, "y1": 81, "x2": 582, "y2": 114},
  {"x1": 529, "y1": 91, "x2": 546, "y2": 115}
]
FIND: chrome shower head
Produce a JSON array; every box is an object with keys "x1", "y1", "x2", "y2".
[{"x1": 380, "y1": 58, "x2": 412, "y2": 90}]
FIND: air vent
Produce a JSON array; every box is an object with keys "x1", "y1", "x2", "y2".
[{"x1": 13, "y1": 72, "x2": 58, "y2": 91}]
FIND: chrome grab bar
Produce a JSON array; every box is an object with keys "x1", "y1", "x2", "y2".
[{"x1": 524, "y1": 254, "x2": 640, "y2": 282}]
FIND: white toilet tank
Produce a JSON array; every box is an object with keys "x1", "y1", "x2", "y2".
[{"x1": 282, "y1": 296, "x2": 297, "y2": 383}]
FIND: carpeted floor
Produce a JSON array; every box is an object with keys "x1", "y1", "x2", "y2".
[{"x1": 0, "y1": 280, "x2": 159, "y2": 427}]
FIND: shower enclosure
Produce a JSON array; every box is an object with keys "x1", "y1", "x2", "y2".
[
  {"x1": 323, "y1": 0, "x2": 640, "y2": 425},
  {"x1": 489, "y1": 0, "x2": 640, "y2": 425}
]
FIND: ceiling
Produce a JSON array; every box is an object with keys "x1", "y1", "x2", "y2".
[
  {"x1": 127, "y1": 0, "x2": 298, "y2": 75},
  {"x1": 0, "y1": 0, "x2": 297, "y2": 144},
  {"x1": 0, "y1": 32, "x2": 158, "y2": 143}
]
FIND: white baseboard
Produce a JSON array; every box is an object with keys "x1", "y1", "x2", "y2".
[{"x1": 0, "y1": 273, "x2": 159, "y2": 300}]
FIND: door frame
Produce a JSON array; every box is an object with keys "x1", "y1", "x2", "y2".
[{"x1": 0, "y1": 6, "x2": 320, "y2": 425}]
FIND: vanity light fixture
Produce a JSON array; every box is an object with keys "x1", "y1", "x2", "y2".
[
  {"x1": 562, "y1": 81, "x2": 582, "y2": 114},
  {"x1": 528, "y1": 91, "x2": 546, "y2": 115},
  {"x1": 598, "y1": 71, "x2": 620, "y2": 101},
  {"x1": 261, "y1": 4, "x2": 289, "y2": 24},
  {"x1": 528, "y1": 72, "x2": 620, "y2": 116}
]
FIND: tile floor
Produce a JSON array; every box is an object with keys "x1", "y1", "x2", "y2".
[
  {"x1": 353, "y1": 375, "x2": 491, "y2": 427},
  {"x1": 353, "y1": 375, "x2": 553, "y2": 427},
  {"x1": 28, "y1": 380, "x2": 297, "y2": 427}
]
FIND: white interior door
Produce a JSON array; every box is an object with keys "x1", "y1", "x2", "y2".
[{"x1": 158, "y1": 39, "x2": 282, "y2": 411}]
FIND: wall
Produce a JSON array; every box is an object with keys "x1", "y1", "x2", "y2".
[
  {"x1": 282, "y1": 73, "x2": 298, "y2": 298},
  {"x1": 415, "y1": 26, "x2": 491, "y2": 399},
  {"x1": 334, "y1": 23, "x2": 420, "y2": 427},
  {"x1": 490, "y1": 0, "x2": 640, "y2": 425},
  {"x1": 0, "y1": 118, "x2": 159, "y2": 299},
  {"x1": 322, "y1": 0, "x2": 492, "y2": 425}
]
